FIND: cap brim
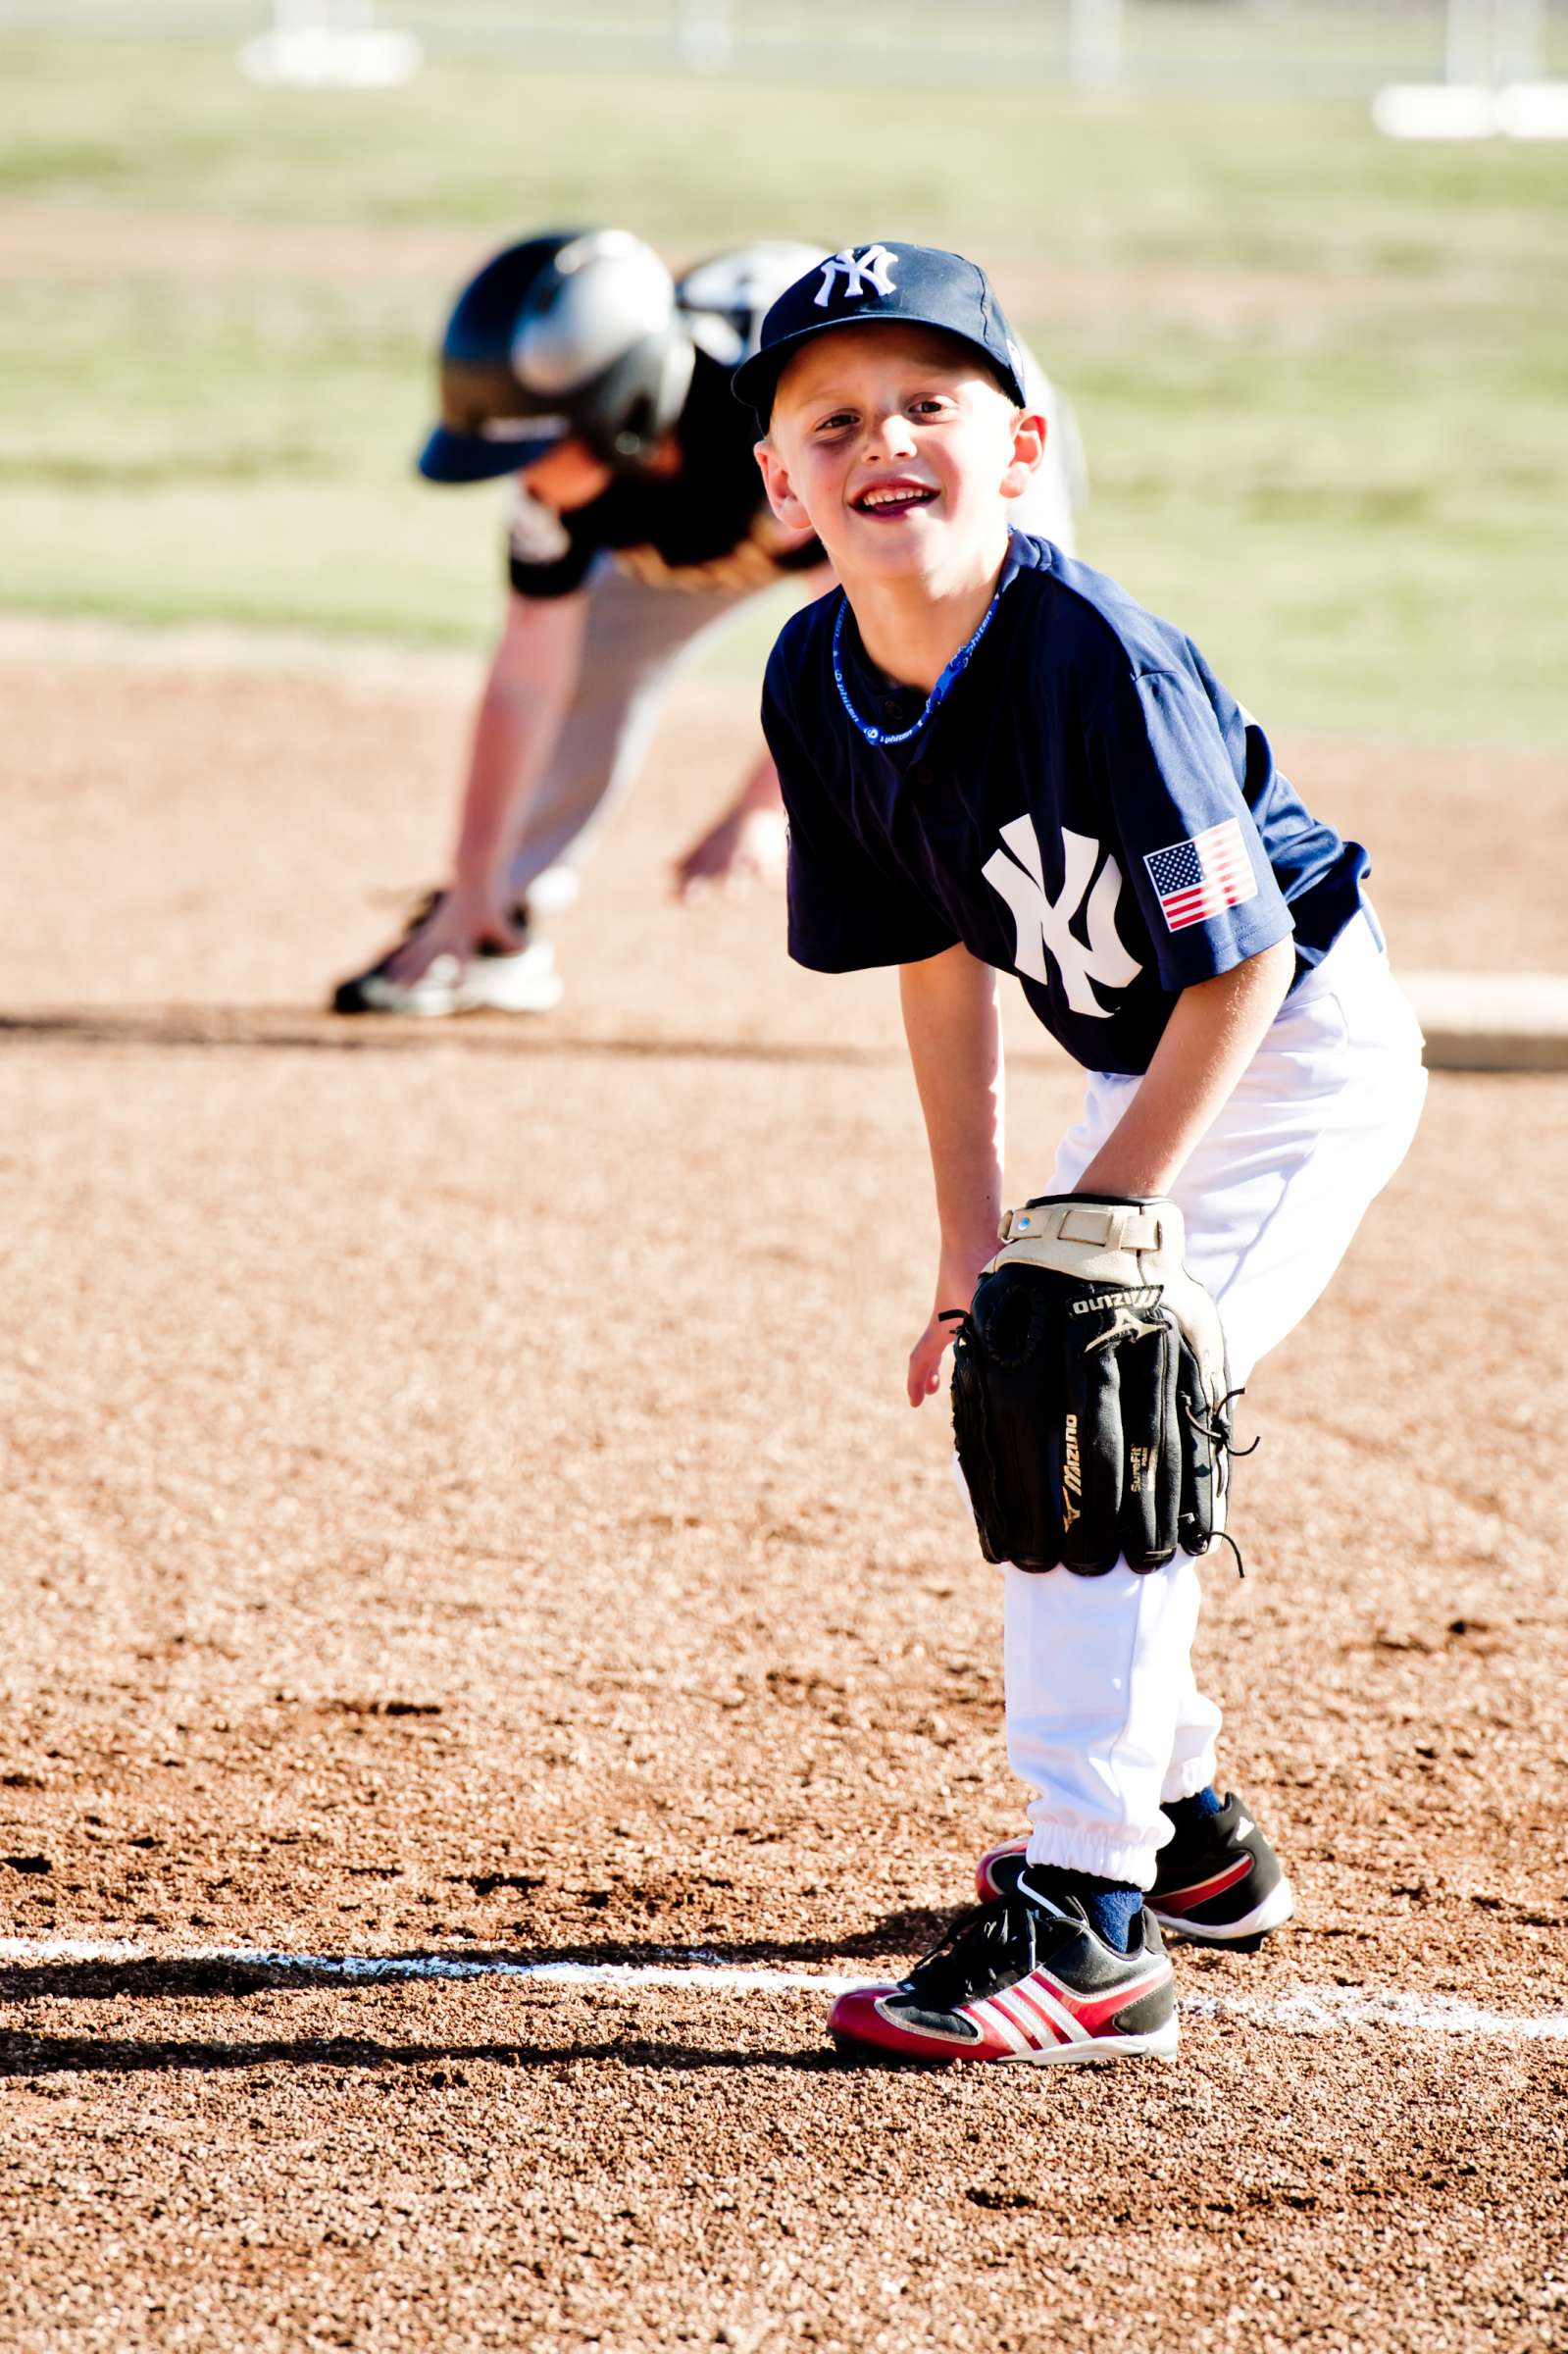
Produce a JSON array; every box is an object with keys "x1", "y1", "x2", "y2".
[
  {"x1": 733, "y1": 312, "x2": 1026, "y2": 425},
  {"x1": 416, "y1": 422, "x2": 567, "y2": 485}
]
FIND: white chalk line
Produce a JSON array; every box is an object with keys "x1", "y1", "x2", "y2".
[{"x1": 1, "y1": 1938, "x2": 1565, "y2": 2044}]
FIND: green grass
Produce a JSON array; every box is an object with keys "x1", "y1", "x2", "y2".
[{"x1": 1, "y1": 33, "x2": 1565, "y2": 746}]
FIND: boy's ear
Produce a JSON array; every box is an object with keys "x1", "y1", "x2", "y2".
[
  {"x1": 754, "y1": 437, "x2": 812, "y2": 531},
  {"x1": 1000, "y1": 408, "x2": 1047, "y2": 502}
]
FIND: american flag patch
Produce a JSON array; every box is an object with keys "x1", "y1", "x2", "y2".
[{"x1": 1144, "y1": 818, "x2": 1258, "y2": 934}]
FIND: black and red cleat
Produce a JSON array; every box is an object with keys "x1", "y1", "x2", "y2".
[
  {"x1": 976, "y1": 1790, "x2": 1295, "y2": 1948},
  {"x1": 828, "y1": 1875, "x2": 1178, "y2": 2067}
]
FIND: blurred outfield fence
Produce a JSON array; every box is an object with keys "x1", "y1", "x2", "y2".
[{"x1": 5, "y1": 0, "x2": 1566, "y2": 95}]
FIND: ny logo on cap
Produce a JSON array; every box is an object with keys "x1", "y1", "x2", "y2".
[{"x1": 814, "y1": 245, "x2": 898, "y2": 310}]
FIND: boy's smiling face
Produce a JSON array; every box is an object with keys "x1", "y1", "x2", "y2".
[{"x1": 756, "y1": 322, "x2": 1045, "y2": 587}]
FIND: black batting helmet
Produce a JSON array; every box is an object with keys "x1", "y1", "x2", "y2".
[{"x1": 418, "y1": 228, "x2": 696, "y2": 485}]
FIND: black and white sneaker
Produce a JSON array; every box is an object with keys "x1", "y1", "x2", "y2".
[
  {"x1": 330, "y1": 893, "x2": 563, "y2": 1017},
  {"x1": 977, "y1": 1790, "x2": 1295, "y2": 1948},
  {"x1": 828, "y1": 1876, "x2": 1178, "y2": 2067}
]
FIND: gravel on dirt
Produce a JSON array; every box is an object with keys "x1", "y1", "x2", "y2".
[{"x1": 2, "y1": 646, "x2": 1564, "y2": 2353}]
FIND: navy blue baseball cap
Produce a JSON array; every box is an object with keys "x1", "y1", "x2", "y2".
[{"x1": 732, "y1": 242, "x2": 1027, "y2": 428}]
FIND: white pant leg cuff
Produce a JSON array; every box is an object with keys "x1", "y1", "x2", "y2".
[
  {"x1": 1025, "y1": 1818, "x2": 1163, "y2": 1894},
  {"x1": 1159, "y1": 1750, "x2": 1220, "y2": 1807}
]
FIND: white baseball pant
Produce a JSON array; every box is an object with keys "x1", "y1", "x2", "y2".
[{"x1": 998, "y1": 909, "x2": 1428, "y2": 1887}]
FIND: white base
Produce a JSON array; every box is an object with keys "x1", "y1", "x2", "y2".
[
  {"x1": 1373, "y1": 82, "x2": 1568, "y2": 140},
  {"x1": 238, "y1": 29, "x2": 423, "y2": 87},
  {"x1": 1405, "y1": 969, "x2": 1568, "y2": 1071},
  {"x1": 1504, "y1": 82, "x2": 1568, "y2": 137}
]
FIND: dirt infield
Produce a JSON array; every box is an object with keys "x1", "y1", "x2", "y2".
[{"x1": 2, "y1": 641, "x2": 1566, "y2": 2352}]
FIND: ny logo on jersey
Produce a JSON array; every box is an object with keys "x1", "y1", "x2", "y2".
[
  {"x1": 814, "y1": 245, "x2": 898, "y2": 309},
  {"x1": 982, "y1": 816, "x2": 1142, "y2": 1018}
]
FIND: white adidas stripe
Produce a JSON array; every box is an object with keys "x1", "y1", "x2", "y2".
[
  {"x1": 985, "y1": 1982, "x2": 1062, "y2": 2050},
  {"x1": 1011, "y1": 1970, "x2": 1088, "y2": 2045},
  {"x1": 966, "y1": 1996, "x2": 1035, "y2": 2054}
]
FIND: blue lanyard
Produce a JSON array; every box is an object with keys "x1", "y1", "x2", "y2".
[{"x1": 831, "y1": 586, "x2": 1000, "y2": 747}]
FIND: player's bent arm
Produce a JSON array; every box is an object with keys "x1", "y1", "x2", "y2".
[
  {"x1": 898, "y1": 943, "x2": 1006, "y2": 1407},
  {"x1": 1076, "y1": 936, "x2": 1296, "y2": 1200},
  {"x1": 449, "y1": 588, "x2": 588, "y2": 896},
  {"x1": 379, "y1": 591, "x2": 588, "y2": 984},
  {"x1": 672, "y1": 563, "x2": 836, "y2": 899}
]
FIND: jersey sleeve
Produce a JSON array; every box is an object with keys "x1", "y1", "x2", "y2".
[
  {"x1": 762, "y1": 651, "x2": 959, "y2": 974},
  {"x1": 1089, "y1": 665, "x2": 1295, "y2": 992},
  {"x1": 504, "y1": 482, "x2": 597, "y2": 600}
]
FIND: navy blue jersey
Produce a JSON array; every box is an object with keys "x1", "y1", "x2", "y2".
[{"x1": 761, "y1": 532, "x2": 1368, "y2": 1077}]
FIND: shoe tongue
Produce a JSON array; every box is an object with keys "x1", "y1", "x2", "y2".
[{"x1": 1016, "y1": 1867, "x2": 1084, "y2": 1925}]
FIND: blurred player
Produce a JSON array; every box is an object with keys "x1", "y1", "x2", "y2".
[{"x1": 330, "y1": 228, "x2": 1086, "y2": 1015}]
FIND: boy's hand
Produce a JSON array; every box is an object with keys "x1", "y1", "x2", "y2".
[
  {"x1": 672, "y1": 803, "x2": 788, "y2": 902},
  {"x1": 383, "y1": 881, "x2": 524, "y2": 985},
  {"x1": 907, "y1": 1246, "x2": 994, "y2": 1407}
]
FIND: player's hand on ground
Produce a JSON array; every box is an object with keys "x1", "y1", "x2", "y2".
[
  {"x1": 906, "y1": 1249, "x2": 993, "y2": 1407},
  {"x1": 382, "y1": 882, "x2": 524, "y2": 984},
  {"x1": 672, "y1": 804, "x2": 788, "y2": 902}
]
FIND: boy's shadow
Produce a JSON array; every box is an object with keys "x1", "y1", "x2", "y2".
[
  {"x1": 0, "y1": 1908, "x2": 949, "y2": 2081},
  {"x1": 0, "y1": 2029, "x2": 846, "y2": 2079}
]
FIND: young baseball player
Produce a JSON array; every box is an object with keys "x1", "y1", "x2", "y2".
[
  {"x1": 330, "y1": 229, "x2": 1087, "y2": 1015},
  {"x1": 736, "y1": 245, "x2": 1427, "y2": 2066}
]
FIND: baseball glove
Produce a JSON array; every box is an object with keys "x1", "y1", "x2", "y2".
[{"x1": 949, "y1": 1193, "x2": 1237, "y2": 1575}]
